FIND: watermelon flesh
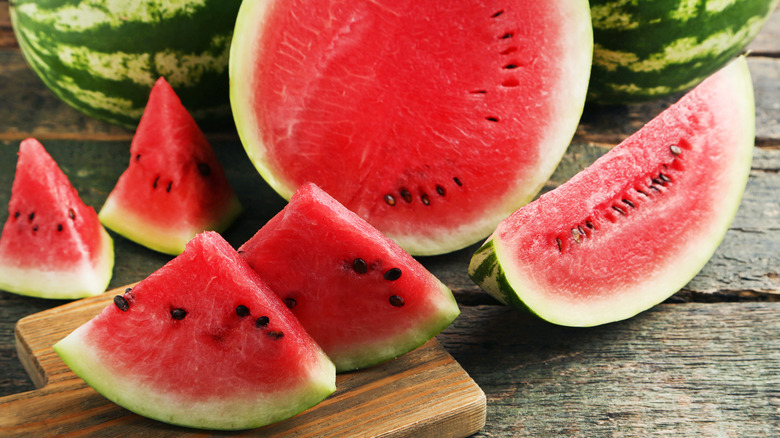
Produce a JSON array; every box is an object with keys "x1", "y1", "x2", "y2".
[
  {"x1": 469, "y1": 56, "x2": 755, "y2": 327},
  {"x1": 230, "y1": 0, "x2": 593, "y2": 256},
  {"x1": 54, "y1": 231, "x2": 336, "y2": 430},
  {"x1": 99, "y1": 77, "x2": 242, "y2": 255},
  {"x1": 0, "y1": 138, "x2": 113, "y2": 299},
  {"x1": 238, "y1": 183, "x2": 460, "y2": 372}
]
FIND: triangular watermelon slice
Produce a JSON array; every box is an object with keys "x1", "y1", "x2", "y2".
[
  {"x1": 99, "y1": 77, "x2": 242, "y2": 255},
  {"x1": 54, "y1": 231, "x2": 336, "y2": 430},
  {"x1": 238, "y1": 182, "x2": 460, "y2": 372},
  {"x1": 0, "y1": 138, "x2": 114, "y2": 299},
  {"x1": 469, "y1": 56, "x2": 755, "y2": 327}
]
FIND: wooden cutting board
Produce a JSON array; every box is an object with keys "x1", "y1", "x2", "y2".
[{"x1": 1, "y1": 286, "x2": 486, "y2": 437}]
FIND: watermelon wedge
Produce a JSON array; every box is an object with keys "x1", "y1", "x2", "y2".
[
  {"x1": 229, "y1": 0, "x2": 593, "y2": 256},
  {"x1": 54, "y1": 231, "x2": 336, "y2": 431},
  {"x1": 99, "y1": 77, "x2": 242, "y2": 255},
  {"x1": 0, "y1": 138, "x2": 113, "y2": 299},
  {"x1": 238, "y1": 183, "x2": 460, "y2": 372},
  {"x1": 469, "y1": 56, "x2": 755, "y2": 327}
]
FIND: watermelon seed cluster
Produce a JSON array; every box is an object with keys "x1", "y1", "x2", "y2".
[
  {"x1": 348, "y1": 257, "x2": 406, "y2": 305},
  {"x1": 555, "y1": 143, "x2": 685, "y2": 253},
  {"x1": 383, "y1": 179, "x2": 457, "y2": 208}
]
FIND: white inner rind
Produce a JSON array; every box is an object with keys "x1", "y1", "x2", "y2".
[
  {"x1": 0, "y1": 227, "x2": 113, "y2": 299},
  {"x1": 53, "y1": 320, "x2": 337, "y2": 431},
  {"x1": 490, "y1": 57, "x2": 755, "y2": 327}
]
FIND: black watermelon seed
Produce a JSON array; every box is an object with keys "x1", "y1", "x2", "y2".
[
  {"x1": 153, "y1": 176, "x2": 159, "y2": 189},
  {"x1": 57, "y1": 224, "x2": 63, "y2": 232},
  {"x1": 384, "y1": 268, "x2": 402, "y2": 281},
  {"x1": 421, "y1": 194, "x2": 430, "y2": 205},
  {"x1": 585, "y1": 221, "x2": 595, "y2": 229},
  {"x1": 503, "y1": 64, "x2": 518, "y2": 69},
  {"x1": 255, "y1": 316, "x2": 270, "y2": 327},
  {"x1": 266, "y1": 330, "x2": 284, "y2": 340},
  {"x1": 652, "y1": 178, "x2": 664, "y2": 186},
  {"x1": 352, "y1": 258, "x2": 368, "y2": 274},
  {"x1": 436, "y1": 185, "x2": 446, "y2": 196},
  {"x1": 32, "y1": 225, "x2": 38, "y2": 232},
  {"x1": 166, "y1": 181, "x2": 172, "y2": 192},
  {"x1": 13, "y1": 211, "x2": 19, "y2": 219},
  {"x1": 384, "y1": 194, "x2": 396, "y2": 206},
  {"x1": 135, "y1": 154, "x2": 141, "y2": 161},
  {"x1": 622, "y1": 199, "x2": 635, "y2": 208},
  {"x1": 500, "y1": 32, "x2": 514, "y2": 39},
  {"x1": 400, "y1": 189, "x2": 412, "y2": 203},
  {"x1": 670, "y1": 145, "x2": 682, "y2": 155},
  {"x1": 68, "y1": 208, "x2": 76, "y2": 220},
  {"x1": 659, "y1": 173, "x2": 672, "y2": 183},
  {"x1": 170, "y1": 308, "x2": 187, "y2": 320},
  {"x1": 236, "y1": 305, "x2": 250, "y2": 317},
  {"x1": 453, "y1": 177, "x2": 463, "y2": 187},
  {"x1": 612, "y1": 206, "x2": 626, "y2": 215},
  {"x1": 125, "y1": 287, "x2": 132, "y2": 293},
  {"x1": 198, "y1": 162, "x2": 211, "y2": 176},
  {"x1": 491, "y1": 10, "x2": 504, "y2": 18},
  {"x1": 555, "y1": 237, "x2": 563, "y2": 252},
  {"x1": 28, "y1": 212, "x2": 34, "y2": 222},
  {"x1": 485, "y1": 116, "x2": 499, "y2": 122},
  {"x1": 389, "y1": 295, "x2": 405, "y2": 307},
  {"x1": 283, "y1": 297, "x2": 297, "y2": 309},
  {"x1": 113, "y1": 295, "x2": 130, "y2": 312}
]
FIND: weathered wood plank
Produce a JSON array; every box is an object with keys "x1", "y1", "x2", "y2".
[{"x1": 437, "y1": 303, "x2": 780, "y2": 437}]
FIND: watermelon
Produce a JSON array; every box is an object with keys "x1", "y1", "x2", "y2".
[
  {"x1": 9, "y1": 0, "x2": 243, "y2": 129},
  {"x1": 469, "y1": 56, "x2": 754, "y2": 327},
  {"x1": 229, "y1": 0, "x2": 593, "y2": 256},
  {"x1": 588, "y1": 0, "x2": 778, "y2": 103},
  {"x1": 0, "y1": 138, "x2": 113, "y2": 299},
  {"x1": 238, "y1": 182, "x2": 460, "y2": 372},
  {"x1": 98, "y1": 77, "x2": 242, "y2": 255},
  {"x1": 54, "y1": 231, "x2": 336, "y2": 430}
]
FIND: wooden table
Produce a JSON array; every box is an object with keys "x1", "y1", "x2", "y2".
[{"x1": 1, "y1": 2, "x2": 778, "y2": 436}]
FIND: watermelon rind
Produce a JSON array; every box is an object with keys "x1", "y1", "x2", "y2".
[
  {"x1": 587, "y1": 0, "x2": 778, "y2": 103},
  {"x1": 98, "y1": 195, "x2": 242, "y2": 255},
  {"x1": 229, "y1": 0, "x2": 594, "y2": 256},
  {"x1": 0, "y1": 227, "x2": 113, "y2": 299},
  {"x1": 9, "y1": 0, "x2": 242, "y2": 128},
  {"x1": 469, "y1": 57, "x2": 755, "y2": 327}
]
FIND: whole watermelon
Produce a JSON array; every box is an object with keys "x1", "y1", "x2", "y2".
[
  {"x1": 588, "y1": 0, "x2": 778, "y2": 104},
  {"x1": 10, "y1": 0, "x2": 242, "y2": 129}
]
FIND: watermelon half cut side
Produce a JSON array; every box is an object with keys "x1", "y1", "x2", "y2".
[
  {"x1": 238, "y1": 183, "x2": 460, "y2": 372},
  {"x1": 469, "y1": 57, "x2": 755, "y2": 327},
  {"x1": 0, "y1": 138, "x2": 113, "y2": 299},
  {"x1": 54, "y1": 231, "x2": 336, "y2": 431},
  {"x1": 99, "y1": 77, "x2": 242, "y2": 255},
  {"x1": 230, "y1": 0, "x2": 593, "y2": 256}
]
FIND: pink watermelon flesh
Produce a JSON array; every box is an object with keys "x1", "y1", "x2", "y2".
[
  {"x1": 230, "y1": 0, "x2": 593, "y2": 256},
  {"x1": 468, "y1": 57, "x2": 755, "y2": 327},
  {"x1": 0, "y1": 138, "x2": 113, "y2": 299},
  {"x1": 238, "y1": 182, "x2": 460, "y2": 372},
  {"x1": 99, "y1": 77, "x2": 242, "y2": 255},
  {"x1": 54, "y1": 231, "x2": 336, "y2": 431}
]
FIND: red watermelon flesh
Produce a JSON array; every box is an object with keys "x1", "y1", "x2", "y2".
[
  {"x1": 54, "y1": 231, "x2": 336, "y2": 430},
  {"x1": 468, "y1": 57, "x2": 755, "y2": 327},
  {"x1": 0, "y1": 138, "x2": 113, "y2": 299},
  {"x1": 99, "y1": 77, "x2": 242, "y2": 255},
  {"x1": 238, "y1": 182, "x2": 460, "y2": 372},
  {"x1": 230, "y1": 0, "x2": 593, "y2": 256}
]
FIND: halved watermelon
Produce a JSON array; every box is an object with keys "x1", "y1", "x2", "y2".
[
  {"x1": 54, "y1": 231, "x2": 336, "y2": 430},
  {"x1": 0, "y1": 138, "x2": 113, "y2": 299},
  {"x1": 468, "y1": 56, "x2": 755, "y2": 327},
  {"x1": 99, "y1": 77, "x2": 242, "y2": 255},
  {"x1": 229, "y1": 0, "x2": 593, "y2": 256},
  {"x1": 238, "y1": 183, "x2": 460, "y2": 372}
]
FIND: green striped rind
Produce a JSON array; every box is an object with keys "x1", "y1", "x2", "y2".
[
  {"x1": 467, "y1": 239, "x2": 534, "y2": 315},
  {"x1": 588, "y1": 0, "x2": 778, "y2": 103},
  {"x1": 10, "y1": 0, "x2": 242, "y2": 128}
]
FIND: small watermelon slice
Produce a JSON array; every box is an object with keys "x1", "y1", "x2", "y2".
[
  {"x1": 99, "y1": 77, "x2": 242, "y2": 255},
  {"x1": 238, "y1": 183, "x2": 460, "y2": 372},
  {"x1": 0, "y1": 138, "x2": 113, "y2": 299},
  {"x1": 229, "y1": 0, "x2": 593, "y2": 256},
  {"x1": 469, "y1": 56, "x2": 755, "y2": 327},
  {"x1": 54, "y1": 231, "x2": 336, "y2": 431}
]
